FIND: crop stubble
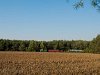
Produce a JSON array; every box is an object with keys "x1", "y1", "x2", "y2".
[{"x1": 0, "y1": 52, "x2": 100, "y2": 75}]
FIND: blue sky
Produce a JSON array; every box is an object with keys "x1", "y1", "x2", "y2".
[{"x1": 0, "y1": 0, "x2": 100, "y2": 41}]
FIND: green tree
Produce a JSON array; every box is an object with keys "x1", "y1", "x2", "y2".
[
  {"x1": 89, "y1": 35, "x2": 100, "y2": 53},
  {"x1": 40, "y1": 41, "x2": 44, "y2": 49},
  {"x1": 11, "y1": 40, "x2": 19, "y2": 51},
  {"x1": 19, "y1": 41, "x2": 26, "y2": 51},
  {"x1": 4, "y1": 40, "x2": 12, "y2": 51},
  {"x1": 28, "y1": 41, "x2": 36, "y2": 52},
  {"x1": 63, "y1": 41, "x2": 71, "y2": 52},
  {"x1": 52, "y1": 40, "x2": 58, "y2": 50},
  {"x1": 57, "y1": 40, "x2": 64, "y2": 50},
  {"x1": 0, "y1": 39, "x2": 5, "y2": 51}
]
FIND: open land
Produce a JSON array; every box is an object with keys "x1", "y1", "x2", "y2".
[{"x1": 0, "y1": 52, "x2": 100, "y2": 75}]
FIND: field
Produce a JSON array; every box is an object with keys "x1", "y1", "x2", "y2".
[{"x1": 0, "y1": 52, "x2": 100, "y2": 75}]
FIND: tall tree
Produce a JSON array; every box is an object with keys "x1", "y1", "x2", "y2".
[
  {"x1": 88, "y1": 35, "x2": 100, "y2": 53},
  {"x1": 40, "y1": 41, "x2": 44, "y2": 49},
  {"x1": 19, "y1": 41, "x2": 26, "y2": 51},
  {"x1": 52, "y1": 40, "x2": 58, "y2": 50},
  {"x1": 11, "y1": 40, "x2": 19, "y2": 51},
  {"x1": 28, "y1": 40, "x2": 36, "y2": 52},
  {"x1": 0, "y1": 39, "x2": 5, "y2": 51}
]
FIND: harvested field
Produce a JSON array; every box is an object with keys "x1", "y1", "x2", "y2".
[{"x1": 0, "y1": 52, "x2": 100, "y2": 75}]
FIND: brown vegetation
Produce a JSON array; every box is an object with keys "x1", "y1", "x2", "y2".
[{"x1": 0, "y1": 52, "x2": 100, "y2": 75}]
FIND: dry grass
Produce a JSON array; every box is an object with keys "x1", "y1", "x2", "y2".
[{"x1": 0, "y1": 52, "x2": 100, "y2": 75}]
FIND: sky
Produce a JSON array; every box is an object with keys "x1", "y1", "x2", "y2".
[{"x1": 0, "y1": 0, "x2": 100, "y2": 41}]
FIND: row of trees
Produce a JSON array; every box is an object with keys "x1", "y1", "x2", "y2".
[
  {"x1": 0, "y1": 35, "x2": 100, "y2": 53},
  {"x1": 86, "y1": 35, "x2": 100, "y2": 53}
]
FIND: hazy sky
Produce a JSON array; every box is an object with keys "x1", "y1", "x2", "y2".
[{"x1": 0, "y1": 0, "x2": 100, "y2": 41}]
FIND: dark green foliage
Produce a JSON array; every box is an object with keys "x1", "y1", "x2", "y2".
[
  {"x1": 19, "y1": 41, "x2": 26, "y2": 51},
  {"x1": 28, "y1": 41, "x2": 37, "y2": 52},
  {"x1": 0, "y1": 39, "x2": 5, "y2": 51},
  {"x1": 89, "y1": 35, "x2": 100, "y2": 53},
  {"x1": 11, "y1": 41, "x2": 20, "y2": 51},
  {"x1": 40, "y1": 41, "x2": 45, "y2": 50},
  {"x1": 0, "y1": 35, "x2": 100, "y2": 53},
  {"x1": 40, "y1": 49, "x2": 47, "y2": 52},
  {"x1": 0, "y1": 39, "x2": 89, "y2": 52}
]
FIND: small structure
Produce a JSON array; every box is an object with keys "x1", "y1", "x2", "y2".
[
  {"x1": 48, "y1": 50, "x2": 63, "y2": 52},
  {"x1": 69, "y1": 49, "x2": 83, "y2": 52}
]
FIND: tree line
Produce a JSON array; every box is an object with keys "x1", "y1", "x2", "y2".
[{"x1": 0, "y1": 35, "x2": 100, "y2": 53}]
